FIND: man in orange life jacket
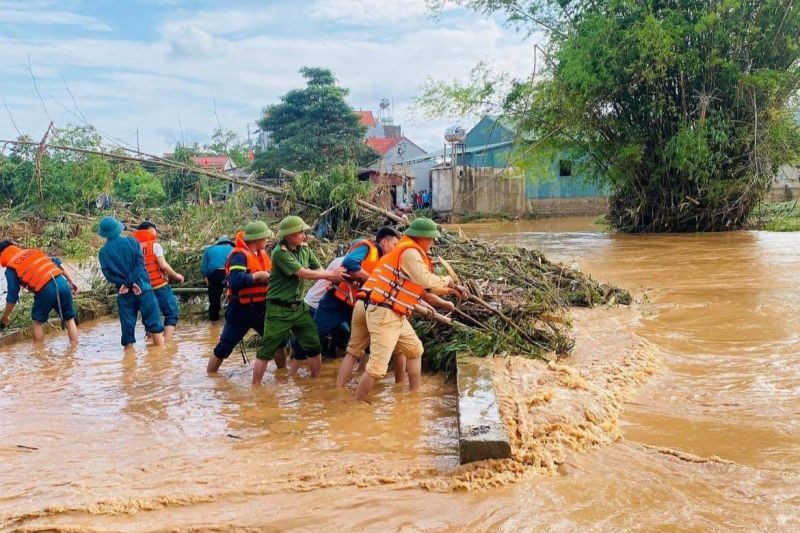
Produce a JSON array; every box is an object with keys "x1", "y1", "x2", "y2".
[
  {"x1": 132, "y1": 222, "x2": 184, "y2": 342},
  {"x1": 207, "y1": 221, "x2": 273, "y2": 374},
  {"x1": 0, "y1": 240, "x2": 80, "y2": 343},
  {"x1": 354, "y1": 218, "x2": 468, "y2": 402},
  {"x1": 330, "y1": 226, "x2": 402, "y2": 387}
]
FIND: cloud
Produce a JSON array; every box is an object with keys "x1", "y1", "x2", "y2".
[
  {"x1": 0, "y1": 4, "x2": 533, "y2": 153},
  {"x1": 0, "y1": 5, "x2": 111, "y2": 32},
  {"x1": 310, "y1": 0, "x2": 430, "y2": 25}
]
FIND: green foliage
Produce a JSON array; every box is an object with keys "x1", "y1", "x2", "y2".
[
  {"x1": 286, "y1": 165, "x2": 370, "y2": 235},
  {"x1": 421, "y1": 0, "x2": 800, "y2": 232},
  {"x1": 114, "y1": 164, "x2": 166, "y2": 208},
  {"x1": 750, "y1": 201, "x2": 800, "y2": 231},
  {"x1": 0, "y1": 125, "x2": 111, "y2": 215},
  {"x1": 203, "y1": 128, "x2": 251, "y2": 168},
  {"x1": 252, "y1": 67, "x2": 378, "y2": 176}
]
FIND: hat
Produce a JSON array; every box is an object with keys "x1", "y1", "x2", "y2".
[
  {"x1": 404, "y1": 217, "x2": 440, "y2": 239},
  {"x1": 243, "y1": 221, "x2": 273, "y2": 242},
  {"x1": 216, "y1": 235, "x2": 234, "y2": 246},
  {"x1": 98, "y1": 216, "x2": 124, "y2": 239},
  {"x1": 276, "y1": 215, "x2": 311, "y2": 239}
]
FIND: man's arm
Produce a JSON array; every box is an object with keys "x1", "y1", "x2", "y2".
[
  {"x1": 420, "y1": 291, "x2": 455, "y2": 312},
  {"x1": 341, "y1": 244, "x2": 370, "y2": 282},
  {"x1": 274, "y1": 247, "x2": 344, "y2": 283},
  {"x1": 1, "y1": 270, "x2": 20, "y2": 326}
]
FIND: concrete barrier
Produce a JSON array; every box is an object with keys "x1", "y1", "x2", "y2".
[{"x1": 456, "y1": 356, "x2": 512, "y2": 464}]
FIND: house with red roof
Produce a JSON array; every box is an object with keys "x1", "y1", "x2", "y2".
[{"x1": 190, "y1": 155, "x2": 237, "y2": 173}]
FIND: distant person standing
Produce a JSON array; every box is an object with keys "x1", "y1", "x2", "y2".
[
  {"x1": 202, "y1": 235, "x2": 235, "y2": 322},
  {"x1": 97, "y1": 216, "x2": 165, "y2": 349},
  {"x1": 0, "y1": 240, "x2": 80, "y2": 343}
]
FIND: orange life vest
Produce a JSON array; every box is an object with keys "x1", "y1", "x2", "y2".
[
  {"x1": 132, "y1": 230, "x2": 169, "y2": 290},
  {"x1": 359, "y1": 235, "x2": 433, "y2": 317},
  {"x1": 224, "y1": 231, "x2": 271, "y2": 304},
  {"x1": 0, "y1": 245, "x2": 63, "y2": 293},
  {"x1": 331, "y1": 239, "x2": 380, "y2": 307}
]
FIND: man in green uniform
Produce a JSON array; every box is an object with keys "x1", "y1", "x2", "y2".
[{"x1": 252, "y1": 216, "x2": 345, "y2": 384}]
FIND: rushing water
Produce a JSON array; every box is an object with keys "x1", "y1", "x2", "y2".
[{"x1": 1, "y1": 218, "x2": 799, "y2": 530}]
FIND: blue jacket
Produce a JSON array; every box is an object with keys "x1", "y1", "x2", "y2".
[
  {"x1": 98, "y1": 235, "x2": 152, "y2": 290},
  {"x1": 4, "y1": 257, "x2": 63, "y2": 304},
  {"x1": 342, "y1": 241, "x2": 383, "y2": 273},
  {"x1": 202, "y1": 243, "x2": 234, "y2": 277},
  {"x1": 225, "y1": 251, "x2": 254, "y2": 292}
]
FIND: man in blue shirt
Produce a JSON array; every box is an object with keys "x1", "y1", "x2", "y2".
[
  {"x1": 202, "y1": 235, "x2": 234, "y2": 322},
  {"x1": 0, "y1": 240, "x2": 80, "y2": 343},
  {"x1": 96, "y1": 216, "x2": 165, "y2": 349}
]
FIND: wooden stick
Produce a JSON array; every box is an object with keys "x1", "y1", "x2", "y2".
[
  {"x1": 355, "y1": 199, "x2": 409, "y2": 226},
  {"x1": 468, "y1": 294, "x2": 543, "y2": 347},
  {"x1": 413, "y1": 304, "x2": 471, "y2": 330}
]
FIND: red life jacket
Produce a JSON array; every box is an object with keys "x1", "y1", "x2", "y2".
[
  {"x1": 132, "y1": 230, "x2": 169, "y2": 289},
  {"x1": 359, "y1": 236, "x2": 433, "y2": 317},
  {"x1": 0, "y1": 245, "x2": 63, "y2": 293},
  {"x1": 224, "y1": 231, "x2": 271, "y2": 304},
  {"x1": 330, "y1": 240, "x2": 380, "y2": 307}
]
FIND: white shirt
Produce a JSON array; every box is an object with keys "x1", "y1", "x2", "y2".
[
  {"x1": 303, "y1": 256, "x2": 344, "y2": 309},
  {"x1": 152, "y1": 242, "x2": 165, "y2": 258}
]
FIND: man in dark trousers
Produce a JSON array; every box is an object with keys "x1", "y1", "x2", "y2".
[{"x1": 202, "y1": 235, "x2": 235, "y2": 321}]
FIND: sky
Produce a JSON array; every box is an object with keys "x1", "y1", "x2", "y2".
[{"x1": 0, "y1": 0, "x2": 536, "y2": 155}]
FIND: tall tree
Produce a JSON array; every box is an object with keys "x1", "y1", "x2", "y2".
[
  {"x1": 422, "y1": 1, "x2": 800, "y2": 232},
  {"x1": 252, "y1": 67, "x2": 377, "y2": 176}
]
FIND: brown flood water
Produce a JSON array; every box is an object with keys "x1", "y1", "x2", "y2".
[{"x1": 2, "y1": 217, "x2": 799, "y2": 531}]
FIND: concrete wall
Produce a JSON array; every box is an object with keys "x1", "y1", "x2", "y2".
[
  {"x1": 769, "y1": 165, "x2": 800, "y2": 202},
  {"x1": 432, "y1": 165, "x2": 608, "y2": 218}
]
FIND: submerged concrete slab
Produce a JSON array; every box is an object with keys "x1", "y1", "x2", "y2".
[{"x1": 456, "y1": 356, "x2": 512, "y2": 464}]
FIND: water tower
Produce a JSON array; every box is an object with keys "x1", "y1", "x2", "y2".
[
  {"x1": 444, "y1": 124, "x2": 466, "y2": 166},
  {"x1": 378, "y1": 98, "x2": 393, "y2": 126}
]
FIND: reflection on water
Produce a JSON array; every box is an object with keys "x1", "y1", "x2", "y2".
[{"x1": 2, "y1": 218, "x2": 799, "y2": 530}]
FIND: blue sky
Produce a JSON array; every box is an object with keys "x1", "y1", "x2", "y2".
[{"x1": 0, "y1": 0, "x2": 534, "y2": 154}]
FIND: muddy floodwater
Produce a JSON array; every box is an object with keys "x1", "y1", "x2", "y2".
[{"x1": 2, "y1": 218, "x2": 799, "y2": 530}]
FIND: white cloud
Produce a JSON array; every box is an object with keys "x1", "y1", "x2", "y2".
[
  {"x1": 0, "y1": 7, "x2": 111, "y2": 32},
  {"x1": 311, "y1": 0, "x2": 430, "y2": 25},
  {"x1": 0, "y1": 5, "x2": 534, "y2": 153}
]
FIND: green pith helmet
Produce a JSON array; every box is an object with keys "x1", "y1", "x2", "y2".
[
  {"x1": 276, "y1": 215, "x2": 311, "y2": 239},
  {"x1": 404, "y1": 217, "x2": 440, "y2": 239},
  {"x1": 243, "y1": 220, "x2": 273, "y2": 242}
]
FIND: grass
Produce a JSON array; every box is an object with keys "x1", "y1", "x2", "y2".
[{"x1": 749, "y1": 201, "x2": 800, "y2": 231}]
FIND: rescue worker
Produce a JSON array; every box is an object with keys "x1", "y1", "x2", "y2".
[
  {"x1": 253, "y1": 216, "x2": 345, "y2": 384},
  {"x1": 354, "y1": 218, "x2": 468, "y2": 401},
  {"x1": 132, "y1": 221, "x2": 184, "y2": 341},
  {"x1": 97, "y1": 216, "x2": 165, "y2": 349},
  {"x1": 202, "y1": 235, "x2": 235, "y2": 322},
  {"x1": 207, "y1": 221, "x2": 273, "y2": 374},
  {"x1": 0, "y1": 240, "x2": 80, "y2": 343},
  {"x1": 331, "y1": 227, "x2": 402, "y2": 387}
]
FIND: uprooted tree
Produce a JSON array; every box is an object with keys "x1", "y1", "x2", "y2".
[{"x1": 421, "y1": 0, "x2": 800, "y2": 232}]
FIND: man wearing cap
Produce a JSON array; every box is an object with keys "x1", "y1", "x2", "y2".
[
  {"x1": 202, "y1": 235, "x2": 235, "y2": 322},
  {"x1": 252, "y1": 215, "x2": 345, "y2": 384},
  {"x1": 0, "y1": 239, "x2": 80, "y2": 343},
  {"x1": 354, "y1": 217, "x2": 468, "y2": 401},
  {"x1": 132, "y1": 221, "x2": 184, "y2": 341},
  {"x1": 207, "y1": 221, "x2": 273, "y2": 373},
  {"x1": 97, "y1": 216, "x2": 165, "y2": 349}
]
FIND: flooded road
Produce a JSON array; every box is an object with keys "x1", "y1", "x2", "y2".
[{"x1": 2, "y1": 218, "x2": 799, "y2": 530}]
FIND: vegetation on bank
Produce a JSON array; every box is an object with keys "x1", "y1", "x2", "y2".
[
  {"x1": 420, "y1": 0, "x2": 800, "y2": 233},
  {"x1": 750, "y1": 201, "x2": 800, "y2": 232}
]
